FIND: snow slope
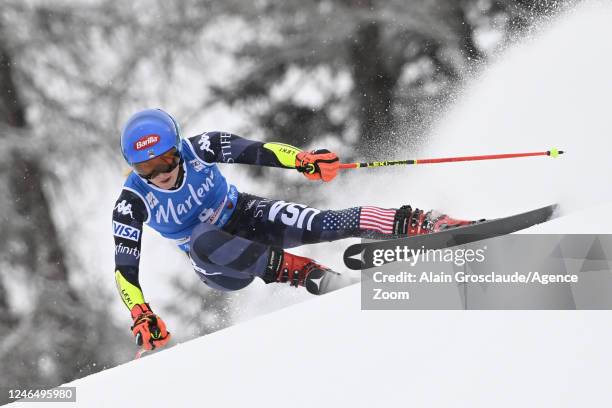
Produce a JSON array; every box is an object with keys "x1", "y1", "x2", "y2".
[
  {"x1": 20, "y1": 271, "x2": 612, "y2": 408},
  {"x1": 14, "y1": 1, "x2": 612, "y2": 407},
  {"x1": 15, "y1": 202, "x2": 612, "y2": 408}
]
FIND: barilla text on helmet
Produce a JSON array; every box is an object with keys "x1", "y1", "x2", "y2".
[{"x1": 134, "y1": 134, "x2": 161, "y2": 151}]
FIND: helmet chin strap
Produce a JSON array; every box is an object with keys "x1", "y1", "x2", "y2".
[{"x1": 170, "y1": 158, "x2": 185, "y2": 190}]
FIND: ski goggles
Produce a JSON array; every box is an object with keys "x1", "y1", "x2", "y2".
[{"x1": 133, "y1": 148, "x2": 180, "y2": 180}]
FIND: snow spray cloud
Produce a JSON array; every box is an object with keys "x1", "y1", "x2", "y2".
[
  {"x1": 329, "y1": 1, "x2": 612, "y2": 222},
  {"x1": 421, "y1": 0, "x2": 612, "y2": 216}
]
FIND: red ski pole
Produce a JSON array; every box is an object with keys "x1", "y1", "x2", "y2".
[{"x1": 339, "y1": 148, "x2": 564, "y2": 170}]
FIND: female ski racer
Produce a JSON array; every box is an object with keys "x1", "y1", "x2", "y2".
[{"x1": 113, "y1": 109, "x2": 475, "y2": 350}]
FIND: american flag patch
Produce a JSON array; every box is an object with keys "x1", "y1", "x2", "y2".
[
  {"x1": 322, "y1": 208, "x2": 360, "y2": 231},
  {"x1": 359, "y1": 206, "x2": 396, "y2": 234}
]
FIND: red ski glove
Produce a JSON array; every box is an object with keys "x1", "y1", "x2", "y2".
[
  {"x1": 296, "y1": 149, "x2": 340, "y2": 182},
  {"x1": 130, "y1": 303, "x2": 171, "y2": 351}
]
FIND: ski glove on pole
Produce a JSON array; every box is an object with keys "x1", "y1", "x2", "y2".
[
  {"x1": 130, "y1": 303, "x2": 171, "y2": 351},
  {"x1": 296, "y1": 149, "x2": 340, "y2": 182}
]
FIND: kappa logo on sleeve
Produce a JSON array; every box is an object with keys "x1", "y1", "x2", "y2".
[
  {"x1": 114, "y1": 200, "x2": 134, "y2": 219},
  {"x1": 198, "y1": 134, "x2": 214, "y2": 155},
  {"x1": 113, "y1": 221, "x2": 141, "y2": 241}
]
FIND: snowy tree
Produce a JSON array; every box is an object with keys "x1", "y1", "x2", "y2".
[
  {"x1": 0, "y1": 1, "x2": 141, "y2": 399},
  {"x1": 199, "y1": 0, "x2": 485, "y2": 157},
  {"x1": 199, "y1": 0, "x2": 572, "y2": 158}
]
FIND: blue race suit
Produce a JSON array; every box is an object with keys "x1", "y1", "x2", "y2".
[{"x1": 113, "y1": 132, "x2": 408, "y2": 308}]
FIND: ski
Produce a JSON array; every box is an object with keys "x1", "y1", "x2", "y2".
[{"x1": 343, "y1": 204, "x2": 558, "y2": 270}]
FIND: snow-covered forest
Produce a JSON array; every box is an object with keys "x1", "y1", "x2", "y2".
[{"x1": 0, "y1": 0, "x2": 602, "y2": 403}]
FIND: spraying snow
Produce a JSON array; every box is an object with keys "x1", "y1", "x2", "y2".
[{"x1": 328, "y1": 0, "x2": 612, "y2": 221}]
